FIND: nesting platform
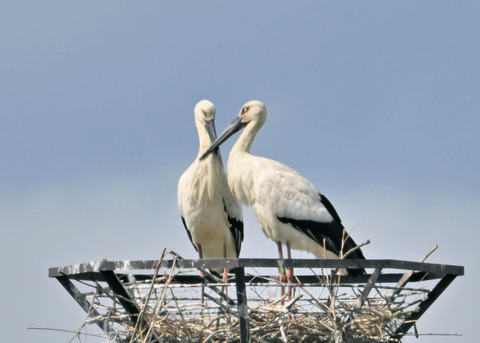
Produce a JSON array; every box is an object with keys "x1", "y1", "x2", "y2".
[{"x1": 49, "y1": 252, "x2": 463, "y2": 342}]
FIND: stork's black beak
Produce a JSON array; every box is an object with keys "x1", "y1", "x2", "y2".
[
  {"x1": 200, "y1": 116, "x2": 246, "y2": 160},
  {"x1": 204, "y1": 119, "x2": 217, "y2": 144}
]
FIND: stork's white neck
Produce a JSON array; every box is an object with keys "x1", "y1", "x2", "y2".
[
  {"x1": 227, "y1": 119, "x2": 263, "y2": 206},
  {"x1": 196, "y1": 121, "x2": 212, "y2": 158},
  {"x1": 230, "y1": 119, "x2": 262, "y2": 156}
]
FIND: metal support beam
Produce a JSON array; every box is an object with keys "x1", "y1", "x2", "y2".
[
  {"x1": 388, "y1": 273, "x2": 458, "y2": 341},
  {"x1": 357, "y1": 267, "x2": 382, "y2": 309},
  {"x1": 235, "y1": 267, "x2": 250, "y2": 343},
  {"x1": 99, "y1": 270, "x2": 162, "y2": 343},
  {"x1": 202, "y1": 272, "x2": 236, "y2": 306},
  {"x1": 56, "y1": 276, "x2": 113, "y2": 336},
  {"x1": 49, "y1": 258, "x2": 464, "y2": 281}
]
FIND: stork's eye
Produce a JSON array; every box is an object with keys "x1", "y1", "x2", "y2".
[
  {"x1": 201, "y1": 109, "x2": 207, "y2": 116},
  {"x1": 241, "y1": 106, "x2": 249, "y2": 115}
]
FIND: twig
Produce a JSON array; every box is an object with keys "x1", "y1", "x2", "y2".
[
  {"x1": 27, "y1": 327, "x2": 105, "y2": 339},
  {"x1": 394, "y1": 245, "x2": 439, "y2": 296},
  {"x1": 343, "y1": 239, "x2": 371, "y2": 259}
]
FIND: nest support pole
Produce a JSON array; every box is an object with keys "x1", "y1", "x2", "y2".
[{"x1": 234, "y1": 266, "x2": 251, "y2": 343}]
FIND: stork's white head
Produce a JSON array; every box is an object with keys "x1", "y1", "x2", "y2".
[
  {"x1": 194, "y1": 100, "x2": 216, "y2": 125},
  {"x1": 237, "y1": 100, "x2": 267, "y2": 128},
  {"x1": 200, "y1": 100, "x2": 268, "y2": 160},
  {"x1": 194, "y1": 100, "x2": 217, "y2": 144}
]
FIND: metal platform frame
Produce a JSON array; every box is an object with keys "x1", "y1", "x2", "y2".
[{"x1": 49, "y1": 258, "x2": 464, "y2": 343}]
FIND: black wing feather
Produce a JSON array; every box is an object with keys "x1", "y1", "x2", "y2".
[
  {"x1": 277, "y1": 193, "x2": 366, "y2": 276},
  {"x1": 277, "y1": 216, "x2": 345, "y2": 256},
  {"x1": 320, "y1": 193, "x2": 343, "y2": 226},
  {"x1": 180, "y1": 215, "x2": 198, "y2": 252},
  {"x1": 224, "y1": 200, "x2": 244, "y2": 256}
]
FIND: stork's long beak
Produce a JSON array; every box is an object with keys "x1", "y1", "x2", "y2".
[
  {"x1": 205, "y1": 119, "x2": 217, "y2": 143},
  {"x1": 200, "y1": 116, "x2": 246, "y2": 160}
]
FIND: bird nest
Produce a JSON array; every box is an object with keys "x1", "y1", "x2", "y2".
[
  {"x1": 118, "y1": 283, "x2": 419, "y2": 343},
  {"x1": 52, "y1": 250, "x2": 456, "y2": 343}
]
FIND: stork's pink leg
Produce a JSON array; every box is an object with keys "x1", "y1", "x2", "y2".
[
  {"x1": 198, "y1": 245, "x2": 204, "y2": 277},
  {"x1": 277, "y1": 242, "x2": 286, "y2": 303},
  {"x1": 286, "y1": 241, "x2": 293, "y2": 301},
  {"x1": 286, "y1": 241, "x2": 294, "y2": 282},
  {"x1": 222, "y1": 242, "x2": 228, "y2": 295},
  {"x1": 198, "y1": 244, "x2": 205, "y2": 304}
]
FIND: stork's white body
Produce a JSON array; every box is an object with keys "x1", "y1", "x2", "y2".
[
  {"x1": 177, "y1": 100, "x2": 243, "y2": 268},
  {"x1": 228, "y1": 152, "x2": 339, "y2": 260},
  {"x1": 178, "y1": 152, "x2": 242, "y2": 259}
]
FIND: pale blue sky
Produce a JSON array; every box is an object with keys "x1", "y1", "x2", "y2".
[{"x1": 1, "y1": 1, "x2": 478, "y2": 342}]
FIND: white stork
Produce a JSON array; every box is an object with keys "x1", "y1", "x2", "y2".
[
  {"x1": 177, "y1": 100, "x2": 244, "y2": 282},
  {"x1": 200, "y1": 100, "x2": 366, "y2": 285}
]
